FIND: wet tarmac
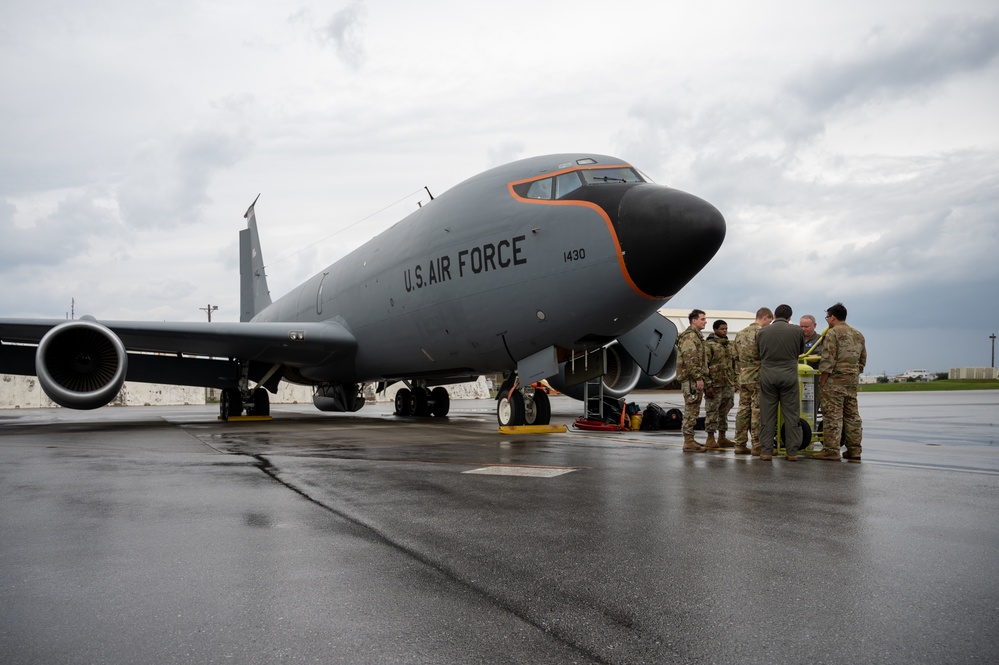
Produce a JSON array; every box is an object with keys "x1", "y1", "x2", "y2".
[{"x1": 1, "y1": 390, "x2": 997, "y2": 664}]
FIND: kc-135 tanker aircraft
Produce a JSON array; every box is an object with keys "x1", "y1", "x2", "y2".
[{"x1": 0, "y1": 154, "x2": 725, "y2": 426}]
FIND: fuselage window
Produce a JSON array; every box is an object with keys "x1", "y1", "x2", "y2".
[
  {"x1": 526, "y1": 178, "x2": 553, "y2": 199},
  {"x1": 581, "y1": 167, "x2": 645, "y2": 184},
  {"x1": 555, "y1": 171, "x2": 583, "y2": 198}
]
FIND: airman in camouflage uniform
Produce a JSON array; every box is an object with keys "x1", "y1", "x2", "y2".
[
  {"x1": 734, "y1": 307, "x2": 773, "y2": 455},
  {"x1": 676, "y1": 309, "x2": 710, "y2": 452},
  {"x1": 705, "y1": 320, "x2": 737, "y2": 449},
  {"x1": 815, "y1": 302, "x2": 867, "y2": 461},
  {"x1": 800, "y1": 314, "x2": 823, "y2": 364}
]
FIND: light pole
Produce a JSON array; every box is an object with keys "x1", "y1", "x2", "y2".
[
  {"x1": 200, "y1": 305, "x2": 219, "y2": 403},
  {"x1": 991, "y1": 333, "x2": 996, "y2": 369}
]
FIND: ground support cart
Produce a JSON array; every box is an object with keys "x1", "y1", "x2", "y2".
[{"x1": 775, "y1": 360, "x2": 824, "y2": 457}]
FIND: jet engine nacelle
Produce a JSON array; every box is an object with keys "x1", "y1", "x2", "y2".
[
  {"x1": 635, "y1": 346, "x2": 678, "y2": 388},
  {"x1": 548, "y1": 342, "x2": 643, "y2": 400},
  {"x1": 35, "y1": 318, "x2": 128, "y2": 410}
]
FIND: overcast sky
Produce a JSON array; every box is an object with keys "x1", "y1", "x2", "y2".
[{"x1": 2, "y1": 0, "x2": 998, "y2": 376}]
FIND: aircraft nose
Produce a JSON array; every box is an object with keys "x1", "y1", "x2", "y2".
[{"x1": 616, "y1": 185, "x2": 726, "y2": 298}]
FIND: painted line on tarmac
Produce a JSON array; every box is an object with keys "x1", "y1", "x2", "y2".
[
  {"x1": 862, "y1": 460, "x2": 999, "y2": 476},
  {"x1": 258, "y1": 452, "x2": 591, "y2": 473},
  {"x1": 463, "y1": 466, "x2": 577, "y2": 477}
]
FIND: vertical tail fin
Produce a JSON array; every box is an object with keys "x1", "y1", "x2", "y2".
[{"x1": 240, "y1": 195, "x2": 273, "y2": 322}]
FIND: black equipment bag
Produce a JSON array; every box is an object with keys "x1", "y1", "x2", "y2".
[{"x1": 640, "y1": 403, "x2": 666, "y2": 430}]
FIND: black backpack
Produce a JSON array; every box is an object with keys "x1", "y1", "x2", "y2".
[
  {"x1": 661, "y1": 408, "x2": 683, "y2": 430},
  {"x1": 641, "y1": 403, "x2": 667, "y2": 430}
]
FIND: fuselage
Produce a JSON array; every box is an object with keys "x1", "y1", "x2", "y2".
[{"x1": 253, "y1": 154, "x2": 725, "y2": 383}]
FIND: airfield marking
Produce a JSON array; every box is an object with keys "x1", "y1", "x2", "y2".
[
  {"x1": 860, "y1": 460, "x2": 999, "y2": 476},
  {"x1": 463, "y1": 466, "x2": 577, "y2": 477},
  {"x1": 498, "y1": 424, "x2": 568, "y2": 434}
]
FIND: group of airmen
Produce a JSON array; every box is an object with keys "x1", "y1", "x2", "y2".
[{"x1": 674, "y1": 303, "x2": 867, "y2": 462}]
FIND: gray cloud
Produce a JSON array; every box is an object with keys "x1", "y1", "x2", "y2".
[
  {"x1": 0, "y1": 190, "x2": 119, "y2": 271},
  {"x1": 787, "y1": 14, "x2": 999, "y2": 112},
  {"x1": 625, "y1": 14, "x2": 999, "y2": 168},
  {"x1": 321, "y1": 1, "x2": 366, "y2": 70},
  {"x1": 486, "y1": 141, "x2": 527, "y2": 168},
  {"x1": 117, "y1": 127, "x2": 250, "y2": 229}
]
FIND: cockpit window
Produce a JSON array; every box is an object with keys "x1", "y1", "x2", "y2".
[
  {"x1": 580, "y1": 167, "x2": 645, "y2": 184},
  {"x1": 512, "y1": 165, "x2": 647, "y2": 200},
  {"x1": 555, "y1": 171, "x2": 582, "y2": 198},
  {"x1": 525, "y1": 178, "x2": 553, "y2": 199}
]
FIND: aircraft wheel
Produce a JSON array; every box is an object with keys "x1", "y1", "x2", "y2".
[
  {"x1": 220, "y1": 388, "x2": 242, "y2": 421},
  {"x1": 524, "y1": 389, "x2": 551, "y2": 425},
  {"x1": 800, "y1": 419, "x2": 812, "y2": 448},
  {"x1": 497, "y1": 390, "x2": 525, "y2": 426},
  {"x1": 780, "y1": 418, "x2": 812, "y2": 449},
  {"x1": 409, "y1": 387, "x2": 430, "y2": 417},
  {"x1": 395, "y1": 388, "x2": 411, "y2": 416},
  {"x1": 430, "y1": 387, "x2": 450, "y2": 417},
  {"x1": 250, "y1": 388, "x2": 270, "y2": 417}
]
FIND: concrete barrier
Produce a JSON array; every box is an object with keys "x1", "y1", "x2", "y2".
[{"x1": 1, "y1": 374, "x2": 492, "y2": 409}]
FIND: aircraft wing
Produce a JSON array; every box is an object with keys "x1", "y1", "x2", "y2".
[{"x1": 0, "y1": 318, "x2": 357, "y2": 368}]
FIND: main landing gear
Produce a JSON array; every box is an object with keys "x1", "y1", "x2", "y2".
[
  {"x1": 219, "y1": 362, "x2": 271, "y2": 420},
  {"x1": 496, "y1": 379, "x2": 551, "y2": 427},
  {"x1": 393, "y1": 385, "x2": 451, "y2": 417},
  {"x1": 219, "y1": 386, "x2": 270, "y2": 420}
]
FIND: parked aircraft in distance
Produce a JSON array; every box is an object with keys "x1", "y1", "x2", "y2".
[{"x1": 0, "y1": 154, "x2": 725, "y2": 425}]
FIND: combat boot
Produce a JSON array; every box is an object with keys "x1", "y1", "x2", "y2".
[
  {"x1": 842, "y1": 448, "x2": 862, "y2": 463},
  {"x1": 751, "y1": 444, "x2": 762, "y2": 457},
  {"x1": 811, "y1": 449, "x2": 841, "y2": 461},
  {"x1": 705, "y1": 432, "x2": 720, "y2": 451},
  {"x1": 733, "y1": 444, "x2": 752, "y2": 455},
  {"x1": 717, "y1": 432, "x2": 735, "y2": 448},
  {"x1": 682, "y1": 434, "x2": 706, "y2": 453}
]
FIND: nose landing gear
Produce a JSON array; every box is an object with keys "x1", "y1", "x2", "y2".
[{"x1": 496, "y1": 379, "x2": 551, "y2": 426}]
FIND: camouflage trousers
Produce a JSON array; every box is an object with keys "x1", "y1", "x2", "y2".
[
  {"x1": 821, "y1": 383, "x2": 862, "y2": 454},
  {"x1": 735, "y1": 382, "x2": 761, "y2": 445},
  {"x1": 681, "y1": 379, "x2": 704, "y2": 436},
  {"x1": 705, "y1": 384, "x2": 734, "y2": 434}
]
